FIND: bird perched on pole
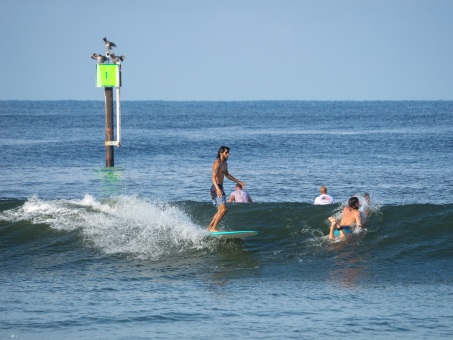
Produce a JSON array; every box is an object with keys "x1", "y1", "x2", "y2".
[
  {"x1": 110, "y1": 53, "x2": 125, "y2": 63},
  {"x1": 103, "y1": 37, "x2": 117, "y2": 50},
  {"x1": 91, "y1": 53, "x2": 107, "y2": 63}
]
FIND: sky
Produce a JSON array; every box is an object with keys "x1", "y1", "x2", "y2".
[{"x1": 1, "y1": 0, "x2": 452, "y2": 101}]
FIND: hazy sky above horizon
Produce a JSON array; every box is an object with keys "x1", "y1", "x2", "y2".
[{"x1": 1, "y1": 0, "x2": 452, "y2": 101}]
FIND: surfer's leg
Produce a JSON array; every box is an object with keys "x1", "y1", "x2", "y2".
[
  {"x1": 208, "y1": 203, "x2": 228, "y2": 232},
  {"x1": 329, "y1": 224, "x2": 336, "y2": 239},
  {"x1": 328, "y1": 217, "x2": 338, "y2": 239},
  {"x1": 328, "y1": 218, "x2": 347, "y2": 239}
]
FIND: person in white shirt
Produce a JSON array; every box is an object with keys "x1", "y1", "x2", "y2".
[
  {"x1": 314, "y1": 186, "x2": 335, "y2": 205},
  {"x1": 227, "y1": 183, "x2": 253, "y2": 203}
]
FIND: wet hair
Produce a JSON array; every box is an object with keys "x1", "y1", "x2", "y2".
[
  {"x1": 348, "y1": 196, "x2": 360, "y2": 209},
  {"x1": 217, "y1": 146, "x2": 230, "y2": 159}
]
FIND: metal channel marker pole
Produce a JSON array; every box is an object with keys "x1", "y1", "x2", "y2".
[
  {"x1": 91, "y1": 37, "x2": 125, "y2": 167},
  {"x1": 104, "y1": 87, "x2": 114, "y2": 166}
]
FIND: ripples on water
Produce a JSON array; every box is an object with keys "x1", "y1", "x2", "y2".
[
  {"x1": 1, "y1": 101, "x2": 453, "y2": 338},
  {"x1": 1, "y1": 101, "x2": 452, "y2": 204},
  {"x1": 1, "y1": 195, "x2": 453, "y2": 338}
]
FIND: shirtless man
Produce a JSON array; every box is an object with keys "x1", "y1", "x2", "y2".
[
  {"x1": 328, "y1": 196, "x2": 362, "y2": 239},
  {"x1": 207, "y1": 146, "x2": 246, "y2": 232}
]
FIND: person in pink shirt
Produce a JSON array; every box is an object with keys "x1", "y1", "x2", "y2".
[{"x1": 227, "y1": 183, "x2": 253, "y2": 203}]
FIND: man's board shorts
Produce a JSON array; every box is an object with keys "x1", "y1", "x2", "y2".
[
  {"x1": 333, "y1": 226, "x2": 353, "y2": 237},
  {"x1": 210, "y1": 184, "x2": 226, "y2": 207}
]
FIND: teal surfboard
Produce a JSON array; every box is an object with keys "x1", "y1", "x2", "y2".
[{"x1": 209, "y1": 230, "x2": 259, "y2": 239}]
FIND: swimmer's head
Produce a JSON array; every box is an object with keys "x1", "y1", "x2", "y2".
[{"x1": 348, "y1": 196, "x2": 360, "y2": 209}]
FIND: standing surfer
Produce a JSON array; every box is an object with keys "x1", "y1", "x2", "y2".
[{"x1": 207, "y1": 146, "x2": 246, "y2": 232}]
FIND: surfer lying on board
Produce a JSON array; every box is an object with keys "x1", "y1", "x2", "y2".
[
  {"x1": 208, "y1": 146, "x2": 246, "y2": 232},
  {"x1": 328, "y1": 196, "x2": 362, "y2": 239}
]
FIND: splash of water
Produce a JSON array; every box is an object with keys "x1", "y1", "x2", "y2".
[{"x1": 2, "y1": 195, "x2": 210, "y2": 260}]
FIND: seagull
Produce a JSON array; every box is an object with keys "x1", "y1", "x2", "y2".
[
  {"x1": 110, "y1": 53, "x2": 125, "y2": 63},
  {"x1": 103, "y1": 37, "x2": 117, "y2": 50},
  {"x1": 91, "y1": 53, "x2": 107, "y2": 63}
]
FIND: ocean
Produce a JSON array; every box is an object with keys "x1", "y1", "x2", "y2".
[{"x1": 1, "y1": 101, "x2": 452, "y2": 339}]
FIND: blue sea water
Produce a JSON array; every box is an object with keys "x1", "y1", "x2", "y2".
[{"x1": 1, "y1": 101, "x2": 453, "y2": 339}]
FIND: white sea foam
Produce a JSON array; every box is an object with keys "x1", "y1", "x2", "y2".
[{"x1": 2, "y1": 195, "x2": 209, "y2": 260}]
